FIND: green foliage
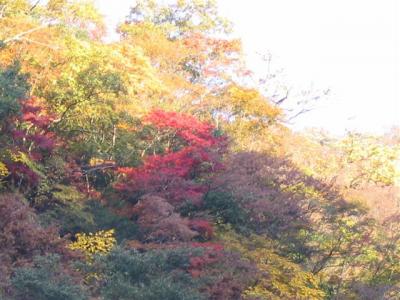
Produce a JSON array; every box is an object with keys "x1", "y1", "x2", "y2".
[
  {"x1": 86, "y1": 200, "x2": 140, "y2": 241},
  {"x1": 128, "y1": 0, "x2": 232, "y2": 37},
  {"x1": 47, "y1": 61, "x2": 125, "y2": 161},
  {"x1": 10, "y1": 151, "x2": 46, "y2": 179},
  {"x1": 87, "y1": 247, "x2": 204, "y2": 300},
  {"x1": 39, "y1": 201, "x2": 95, "y2": 236},
  {"x1": 203, "y1": 190, "x2": 247, "y2": 228},
  {"x1": 0, "y1": 1, "x2": 398, "y2": 299},
  {"x1": 40, "y1": 199, "x2": 139, "y2": 240},
  {"x1": 0, "y1": 62, "x2": 29, "y2": 121},
  {"x1": 11, "y1": 254, "x2": 87, "y2": 300},
  {"x1": 51, "y1": 184, "x2": 85, "y2": 203},
  {"x1": 32, "y1": 182, "x2": 96, "y2": 234},
  {"x1": 339, "y1": 133, "x2": 399, "y2": 187}
]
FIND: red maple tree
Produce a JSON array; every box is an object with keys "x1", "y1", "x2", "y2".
[
  {"x1": 4, "y1": 97, "x2": 57, "y2": 187},
  {"x1": 115, "y1": 110, "x2": 226, "y2": 206}
]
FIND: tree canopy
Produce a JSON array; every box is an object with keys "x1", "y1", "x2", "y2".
[{"x1": 0, "y1": 1, "x2": 399, "y2": 299}]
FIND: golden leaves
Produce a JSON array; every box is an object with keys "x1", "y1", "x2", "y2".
[
  {"x1": 217, "y1": 227, "x2": 326, "y2": 300},
  {"x1": 227, "y1": 85, "x2": 281, "y2": 120},
  {"x1": 0, "y1": 161, "x2": 8, "y2": 177},
  {"x1": 68, "y1": 229, "x2": 116, "y2": 259}
]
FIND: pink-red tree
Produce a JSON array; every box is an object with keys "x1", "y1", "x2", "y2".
[
  {"x1": 129, "y1": 195, "x2": 197, "y2": 242},
  {"x1": 114, "y1": 110, "x2": 226, "y2": 241},
  {"x1": 3, "y1": 97, "x2": 57, "y2": 188},
  {"x1": 115, "y1": 110, "x2": 226, "y2": 206},
  {"x1": 0, "y1": 194, "x2": 74, "y2": 289}
]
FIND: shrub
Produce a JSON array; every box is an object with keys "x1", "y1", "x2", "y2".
[
  {"x1": 204, "y1": 191, "x2": 247, "y2": 228},
  {"x1": 0, "y1": 194, "x2": 70, "y2": 291},
  {"x1": 40, "y1": 199, "x2": 139, "y2": 241},
  {"x1": 131, "y1": 195, "x2": 197, "y2": 242},
  {"x1": 10, "y1": 254, "x2": 87, "y2": 300},
  {"x1": 87, "y1": 200, "x2": 140, "y2": 241},
  {"x1": 87, "y1": 246, "x2": 204, "y2": 300},
  {"x1": 68, "y1": 229, "x2": 116, "y2": 260}
]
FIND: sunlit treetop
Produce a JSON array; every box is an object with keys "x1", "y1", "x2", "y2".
[
  {"x1": 224, "y1": 85, "x2": 281, "y2": 121},
  {"x1": 127, "y1": 0, "x2": 232, "y2": 38},
  {"x1": 0, "y1": 0, "x2": 105, "y2": 50},
  {"x1": 338, "y1": 133, "x2": 400, "y2": 187}
]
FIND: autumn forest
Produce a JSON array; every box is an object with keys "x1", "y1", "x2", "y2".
[{"x1": 0, "y1": 1, "x2": 399, "y2": 299}]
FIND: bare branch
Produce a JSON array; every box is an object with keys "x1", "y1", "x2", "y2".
[
  {"x1": 273, "y1": 88, "x2": 290, "y2": 106},
  {"x1": 3, "y1": 24, "x2": 49, "y2": 45},
  {"x1": 29, "y1": 0, "x2": 41, "y2": 12},
  {"x1": 0, "y1": 5, "x2": 7, "y2": 18},
  {"x1": 285, "y1": 107, "x2": 314, "y2": 123},
  {"x1": 82, "y1": 163, "x2": 116, "y2": 174},
  {"x1": 19, "y1": 37, "x2": 59, "y2": 50}
]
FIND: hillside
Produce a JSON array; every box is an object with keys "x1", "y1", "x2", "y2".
[{"x1": 0, "y1": 1, "x2": 399, "y2": 299}]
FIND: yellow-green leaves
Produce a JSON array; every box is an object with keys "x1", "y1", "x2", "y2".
[
  {"x1": 0, "y1": 161, "x2": 8, "y2": 177},
  {"x1": 217, "y1": 227, "x2": 325, "y2": 300},
  {"x1": 340, "y1": 133, "x2": 400, "y2": 187},
  {"x1": 68, "y1": 229, "x2": 116, "y2": 259},
  {"x1": 227, "y1": 85, "x2": 281, "y2": 121},
  {"x1": 243, "y1": 249, "x2": 325, "y2": 300}
]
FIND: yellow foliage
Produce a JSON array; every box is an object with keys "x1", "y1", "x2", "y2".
[
  {"x1": 68, "y1": 229, "x2": 116, "y2": 259},
  {"x1": 224, "y1": 121, "x2": 285, "y2": 155},
  {"x1": 0, "y1": 161, "x2": 8, "y2": 178},
  {"x1": 52, "y1": 184, "x2": 85, "y2": 203},
  {"x1": 226, "y1": 85, "x2": 281, "y2": 120},
  {"x1": 8, "y1": 151, "x2": 45, "y2": 178},
  {"x1": 311, "y1": 133, "x2": 400, "y2": 188},
  {"x1": 119, "y1": 22, "x2": 190, "y2": 72},
  {"x1": 243, "y1": 249, "x2": 325, "y2": 300},
  {"x1": 282, "y1": 131, "x2": 341, "y2": 179},
  {"x1": 280, "y1": 182, "x2": 324, "y2": 201},
  {"x1": 217, "y1": 226, "x2": 325, "y2": 300}
]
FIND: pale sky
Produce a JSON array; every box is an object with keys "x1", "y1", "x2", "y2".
[{"x1": 94, "y1": 0, "x2": 400, "y2": 136}]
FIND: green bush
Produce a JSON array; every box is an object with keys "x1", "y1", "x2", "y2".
[
  {"x1": 40, "y1": 200, "x2": 139, "y2": 241},
  {"x1": 87, "y1": 200, "x2": 140, "y2": 241},
  {"x1": 89, "y1": 247, "x2": 204, "y2": 300},
  {"x1": 11, "y1": 255, "x2": 87, "y2": 300},
  {"x1": 39, "y1": 201, "x2": 95, "y2": 236},
  {"x1": 204, "y1": 191, "x2": 247, "y2": 228},
  {"x1": 0, "y1": 61, "x2": 30, "y2": 121}
]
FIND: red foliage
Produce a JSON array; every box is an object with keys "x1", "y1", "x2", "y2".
[
  {"x1": 9, "y1": 96, "x2": 57, "y2": 156},
  {"x1": 189, "y1": 242, "x2": 224, "y2": 277},
  {"x1": 113, "y1": 111, "x2": 227, "y2": 246},
  {"x1": 191, "y1": 242, "x2": 224, "y2": 252},
  {"x1": 128, "y1": 195, "x2": 197, "y2": 242},
  {"x1": 6, "y1": 163, "x2": 40, "y2": 187},
  {"x1": 0, "y1": 194, "x2": 75, "y2": 288},
  {"x1": 3, "y1": 97, "x2": 58, "y2": 188},
  {"x1": 189, "y1": 243, "x2": 257, "y2": 300},
  {"x1": 145, "y1": 110, "x2": 225, "y2": 148},
  {"x1": 189, "y1": 219, "x2": 214, "y2": 239},
  {"x1": 211, "y1": 152, "x2": 314, "y2": 233},
  {"x1": 115, "y1": 110, "x2": 226, "y2": 206},
  {"x1": 116, "y1": 147, "x2": 209, "y2": 205},
  {"x1": 181, "y1": 33, "x2": 247, "y2": 80},
  {"x1": 189, "y1": 244, "x2": 256, "y2": 300},
  {"x1": 21, "y1": 97, "x2": 56, "y2": 131},
  {"x1": 27, "y1": 133, "x2": 56, "y2": 151}
]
